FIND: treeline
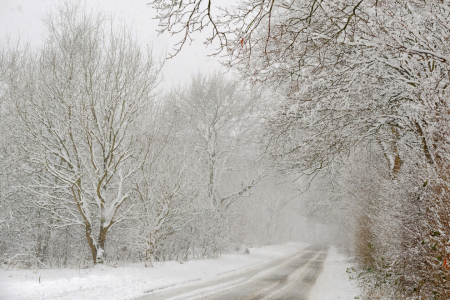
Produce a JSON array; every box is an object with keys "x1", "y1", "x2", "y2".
[
  {"x1": 0, "y1": 4, "x2": 299, "y2": 269},
  {"x1": 4, "y1": 1, "x2": 450, "y2": 298},
  {"x1": 148, "y1": 0, "x2": 450, "y2": 298},
  {"x1": 250, "y1": 1, "x2": 450, "y2": 298}
]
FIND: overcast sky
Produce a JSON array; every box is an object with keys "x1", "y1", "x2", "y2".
[{"x1": 0, "y1": 0, "x2": 226, "y2": 90}]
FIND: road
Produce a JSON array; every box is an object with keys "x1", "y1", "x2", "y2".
[{"x1": 138, "y1": 244, "x2": 329, "y2": 300}]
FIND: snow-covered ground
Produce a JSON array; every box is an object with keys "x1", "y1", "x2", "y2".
[
  {"x1": 0, "y1": 243, "x2": 359, "y2": 300},
  {"x1": 309, "y1": 246, "x2": 360, "y2": 300}
]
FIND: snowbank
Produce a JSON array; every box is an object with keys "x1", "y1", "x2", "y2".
[
  {"x1": 308, "y1": 246, "x2": 360, "y2": 300},
  {"x1": 0, "y1": 243, "x2": 306, "y2": 300}
]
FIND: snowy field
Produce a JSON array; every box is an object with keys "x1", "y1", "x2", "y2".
[{"x1": 0, "y1": 243, "x2": 359, "y2": 300}]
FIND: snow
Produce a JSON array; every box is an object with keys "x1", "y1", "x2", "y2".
[
  {"x1": 0, "y1": 243, "x2": 298, "y2": 300},
  {"x1": 0, "y1": 243, "x2": 359, "y2": 300},
  {"x1": 308, "y1": 246, "x2": 360, "y2": 300}
]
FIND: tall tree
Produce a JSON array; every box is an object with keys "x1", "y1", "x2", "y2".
[
  {"x1": 173, "y1": 73, "x2": 263, "y2": 212},
  {"x1": 150, "y1": 0, "x2": 450, "y2": 174},
  {"x1": 6, "y1": 3, "x2": 160, "y2": 264}
]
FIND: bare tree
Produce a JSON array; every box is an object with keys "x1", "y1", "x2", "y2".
[
  {"x1": 6, "y1": 3, "x2": 160, "y2": 264},
  {"x1": 156, "y1": 73, "x2": 266, "y2": 257},
  {"x1": 173, "y1": 72, "x2": 264, "y2": 212},
  {"x1": 149, "y1": 0, "x2": 364, "y2": 62},
  {"x1": 130, "y1": 105, "x2": 198, "y2": 266},
  {"x1": 150, "y1": 2, "x2": 450, "y2": 297}
]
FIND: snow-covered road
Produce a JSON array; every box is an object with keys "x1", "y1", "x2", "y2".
[
  {"x1": 0, "y1": 243, "x2": 359, "y2": 300},
  {"x1": 139, "y1": 245, "x2": 327, "y2": 300}
]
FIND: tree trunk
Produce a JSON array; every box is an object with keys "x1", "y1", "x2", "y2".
[
  {"x1": 85, "y1": 223, "x2": 97, "y2": 264},
  {"x1": 391, "y1": 126, "x2": 402, "y2": 177},
  {"x1": 145, "y1": 240, "x2": 154, "y2": 267},
  {"x1": 96, "y1": 226, "x2": 108, "y2": 264},
  {"x1": 84, "y1": 224, "x2": 108, "y2": 264},
  {"x1": 415, "y1": 121, "x2": 434, "y2": 165}
]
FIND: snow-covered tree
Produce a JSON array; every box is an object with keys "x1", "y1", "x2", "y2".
[
  {"x1": 5, "y1": 3, "x2": 160, "y2": 264},
  {"x1": 150, "y1": 0, "x2": 450, "y2": 174},
  {"x1": 151, "y1": 1, "x2": 450, "y2": 297},
  {"x1": 159, "y1": 73, "x2": 266, "y2": 256},
  {"x1": 129, "y1": 105, "x2": 198, "y2": 265},
  {"x1": 171, "y1": 73, "x2": 264, "y2": 212}
]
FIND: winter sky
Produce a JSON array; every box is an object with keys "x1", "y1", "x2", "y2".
[{"x1": 0, "y1": 0, "x2": 225, "y2": 90}]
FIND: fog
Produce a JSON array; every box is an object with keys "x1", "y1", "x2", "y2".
[{"x1": 3, "y1": 1, "x2": 446, "y2": 298}]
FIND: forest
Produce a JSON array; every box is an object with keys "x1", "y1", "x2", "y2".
[{"x1": 1, "y1": 0, "x2": 450, "y2": 299}]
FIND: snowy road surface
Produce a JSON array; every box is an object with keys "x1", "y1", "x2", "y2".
[
  {"x1": 1, "y1": 243, "x2": 359, "y2": 299},
  {"x1": 139, "y1": 244, "x2": 328, "y2": 300}
]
